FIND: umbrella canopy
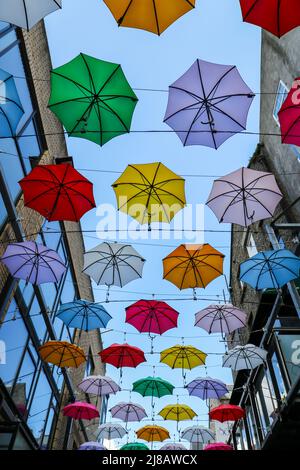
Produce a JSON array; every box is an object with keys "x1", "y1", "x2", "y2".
[
  {"x1": 78, "y1": 375, "x2": 121, "y2": 396},
  {"x1": 125, "y1": 299, "x2": 179, "y2": 335},
  {"x1": 209, "y1": 404, "x2": 245, "y2": 423},
  {"x1": 79, "y1": 442, "x2": 106, "y2": 451},
  {"x1": 239, "y1": 0, "x2": 300, "y2": 38},
  {"x1": 99, "y1": 343, "x2": 146, "y2": 368},
  {"x1": 181, "y1": 426, "x2": 214, "y2": 444},
  {"x1": 120, "y1": 443, "x2": 149, "y2": 451},
  {"x1": 19, "y1": 163, "x2": 96, "y2": 222},
  {"x1": 194, "y1": 304, "x2": 247, "y2": 335},
  {"x1": 158, "y1": 404, "x2": 197, "y2": 421},
  {"x1": 0, "y1": 68, "x2": 24, "y2": 136},
  {"x1": 163, "y1": 244, "x2": 224, "y2": 290},
  {"x1": 206, "y1": 167, "x2": 283, "y2": 227},
  {"x1": 63, "y1": 402, "x2": 99, "y2": 420},
  {"x1": 39, "y1": 341, "x2": 86, "y2": 368},
  {"x1": 204, "y1": 442, "x2": 233, "y2": 451},
  {"x1": 48, "y1": 53, "x2": 138, "y2": 147},
  {"x1": 160, "y1": 345, "x2": 207, "y2": 370},
  {"x1": 164, "y1": 58, "x2": 254, "y2": 149},
  {"x1": 239, "y1": 249, "x2": 300, "y2": 290},
  {"x1": 103, "y1": 0, "x2": 196, "y2": 35},
  {"x1": 110, "y1": 402, "x2": 147, "y2": 422},
  {"x1": 186, "y1": 377, "x2": 228, "y2": 400},
  {"x1": 160, "y1": 443, "x2": 187, "y2": 450},
  {"x1": 112, "y1": 162, "x2": 186, "y2": 225},
  {"x1": 136, "y1": 425, "x2": 170, "y2": 442},
  {"x1": 278, "y1": 78, "x2": 300, "y2": 146},
  {"x1": 56, "y1": 300, "x2": 112, "y2": 331},
  {"x1": 83, "y1": 242, "x2": 145, "y2": 287},
  {"x1": 223, "y1": 344, "x2": 268, "y2": 371},
  {"x1": 1, "y1": 241, "x2": 66, "y2": 285},
  {"x1": 132, "y1": 377, "x2": 175, "y2": 398},
  {"x1": 0, "y1": 0, "x2": 62, "y2": 30},
  {"x1": 98, "y1": 423, "x2": 127, "y2": 440}
]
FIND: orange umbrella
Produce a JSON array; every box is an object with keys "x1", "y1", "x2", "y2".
[
  {"x1": 39, "y1": 341, "x2": 86, "y2": 368},
  {"x1": 163, "y1": 244, "x2": 224, "y2": 290}
]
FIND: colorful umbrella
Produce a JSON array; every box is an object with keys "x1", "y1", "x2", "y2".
[
  {"x1": 78, "y1": 375, "x2": 121, "y2": 396},
  {"x1": 206, "y1": 167, "x2": 283, "y2": 227},
  {"x1": 194, "y1": 304, "x2": 247, "y2": 335},
  {"x1": 112, "y1": 162, "x2": 186, "y2": 226},
  {"x1": 136, "y1": 425, "x2": 170, "y2": 442},
  {"x1": 239, "y1": 249, "x2": 300, "y2": 290},
  {"x1": 110, "y1": 402, "x2": 147, "y2": 422},
  {"x1": 1, "y1": 241, "x2": 66, "y2": 285},
  {"x1": 62, "y1": 402, "x2": 99, "y2": 420},
  {"x1": 98, "y1": 423, "x2": 127, "y2": 440},
  {"x1": 48, "y1": 53, "x2": 138, "y2": 146},
  {"x1": 239, "y1": 0, "x2": 300, "y2": 38},
  {"x1": 83, "y1": 242, "x2": 145, "y2": 287},
  {"x1": 103, "y1": 0, "x2": 196, "y2": 35},
  {"x1": 204, "y1": 442, "x2": 233, "y2": 451},
  {"x1": 56, "y1": 300, "x2": 112, "y2": 331},
  {"x1": 19, "y1": 164, "x2": 96, "y2": 222},
  {"x1": 223, "y1": 344, "x2": 268, "y2": 371},
  {"x1": 79, "y1": 442, "x2": 106, "y2": 451},
  {"x1": 160, "y1": 345, "x2": 207, "y2": 370},
  {"x1": 163, "y1": 244, "x2": 224, "y2": 290},
  {"x1": 278, "y1": 78, "x2": 300, "y2": 146},
  {"x1": 209, "y1": 404, "x2": 245, "y2": 423},
  {"x1": 158, "y1": 404, "x2": 197, "y2": 421},
  {"x1": 99, "y1": 343, "x2": 146, "y2": 368},
  {"x1": 164, "y1": 58, "x2": 254, "y2": 149},
  {"x1": 132, "y1": 377, "x2": 175, "y2": 398},
  {"x1": 125, "y1": 299, "x2": 179, "y2": 335},
  {"x1": 181, "y1": 425, "x2": 214, "y2": 444},
  {"x1": 160, "y1": 443, "x2": 187, "y2": 450},
  {"x1": 120, "y1": 443, "x2": 149, "y2": 451},
  {"x1": 0, "y1": 0, "x2": 62, "y2": 30},
  {"x1": 39, "y1": 341, "x2": 86, "y2": 368},
  {"x1": 0, "y1": 68, "x2": 24, "y2": 136},
  {"x1": 186, "y1": 377, "x2": 228, "y2": 400}
]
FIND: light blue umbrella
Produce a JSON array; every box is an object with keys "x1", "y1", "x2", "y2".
[
  {"x1": 0, "y1": 68, "x2": 24, "y2": 136},
  {"x1": 239, "y1": 249, "x2": 300, "y2": 290},
  {"x1": 56, "y1": 299, "x2": 112, "y2": 331}
]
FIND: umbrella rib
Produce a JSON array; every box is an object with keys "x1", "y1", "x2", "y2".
[{"x1": 50, "y1": 70, "x2": 94, "y2": 96}]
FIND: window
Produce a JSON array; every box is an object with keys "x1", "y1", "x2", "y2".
[
  {"x1": 273, "y1": 80, "x2": 289, "y2": 125},
  {"x1": 246, "y1": 233, "x2": 258, "y2": 258}
]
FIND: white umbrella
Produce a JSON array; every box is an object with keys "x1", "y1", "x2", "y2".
[
  {"x1": 98, "y1": 423, "x2": 127, "y2": 440},
  {"x1": 181, "y1": 426, "x2": 214, "y2": 444},
  {"x1": 0, "y1": 0, "x2": 62, "y2": 30},
  {"x1": 160, "y1": 443, "x2": 187, "y2": 450},
  {"x1": 222, "y1": 344, "x2": 268, "y2": 371},
  {"x1": 78, "y1": 375, "x2": 121, "y2": 396}
]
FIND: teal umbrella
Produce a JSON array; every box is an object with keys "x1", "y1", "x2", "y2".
[
  {"x1": 120, "y1": 442, "x2": 149, "y2": 451},
  {"x1": 132, "y1": 377, "x2": 175, "y2": 398}
]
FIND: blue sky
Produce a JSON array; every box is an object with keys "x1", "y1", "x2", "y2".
[{"x1": 46, "y1": 0, "x2": 261, "y2": 448}]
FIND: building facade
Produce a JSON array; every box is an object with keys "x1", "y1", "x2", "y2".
[{"x1": 0, "y1": 21, "x2": 105, "y2": 450}]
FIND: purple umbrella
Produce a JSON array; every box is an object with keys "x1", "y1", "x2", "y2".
[
  {"x1": 1, "y1": 241, "x2": 66, "y2": 284},
  {"x1": 160, "y1": 443, "x2": 187, "y2": 450},
  {"x1": 206, "y1": 167, "x2": 283, "y2": 227},
  {"x1": 78, "y1": 375, "x2": 121, "y2": 396},
  {"x1": 195, "y1": 304, "x2": 247, "y2": 335},
  {"x1": 78, "y1": 442, "x2": 106, "y2": 451},
  {"x1": 109, "y1": 402, "x2": 147, "y2": 423},
  {"x1": 186, "y1": 377, "x2": 228, "y2": 400},
  {"x1": 164, "y1": 59, "x2": 254, "y2": 149}
]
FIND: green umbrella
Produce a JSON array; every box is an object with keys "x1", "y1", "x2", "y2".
[
  {"x1": 120, "y1": 443, "x2": 149, "y2": 451},
  {"x1": 132, "y1": 377, "x2": 175, "y2": 398},
  {"x1": 48, "y1": 53, "x2": 138, "y2": 146}
]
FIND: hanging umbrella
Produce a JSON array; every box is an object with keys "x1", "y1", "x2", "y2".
[
  {"x1": 223, "y1": 344, "x2": 268, "y2": 371},
  {"x1": 63, "y1": 402, "x2": 99, "y2": 420},
  {"x1": 48, "y1": 53, "x2": 138, "y2": 147},
  {"x1": 278, "y1": 78, "x2": 300, "y2": 146},
  {"x1": 209, "y1": 404, "x2": 245, "y2": 423},
  {"x1": 56, "y1": 300, "x2": 112, "y2": 331},
  {"x1": 39, "y1": 341, "x2": 86, "y2": 368},
  {"x1": 163, "y1": 244, "x2": 224, "y2": 290},
  {"x1": 98, "y1": 423, "x2": 127, "y2": 440},
  {"x1": 186, "y1": 377, "x2": 228, "y2": 400},
  {"x1": 78, "y1": 375, "x2": 120, "y2": 396},
  {"x1": 136, "y1": 425, "x2": 170, "y2": 442},
  {"x1": 125, "y1": 299, "x2": 179, "y2": 335},
  {"x1": 0, "y1": 68, "x2": 24, "y2": 136},
  {"x1": 19, "y1": 163, "x2": 96, "y2": 222},
  {"x1": 194, "y1": 304, "x2": 247, "y2": 335},
  {"x1": 239, "y1": 249, "x2": 300, "y2": 290},
  {"x1": 79, "y1": 442, "x2": 106, "y2": 451},
  {"x1": 181, "y1": 426, "x2": 215, "y2": 444},
  {"x1": 103, "y1": 0, "x2": 196, "y2": 35},
  {"x1": 1, "y1": 241, "x2": 66, "y2": 285},
  {"x1": 99, "y1": 343, "x2": 146, "y2": 368},
  {"x1": 0, "y1": 0, "x2": 62, "y2": 30},
  {"x1": 110, "y1": 402, "x2": 147, "y2": 422},
  {"x1": 120, "y1": 443, "x2": 149, "y2": 451},
  {"x1": 132, "y1": 377, "x2": 175, "y2": 398},
  {"x1": 83, "y1": 242, "x2": 145, "y2": 287},
  {"x1": 206, "y1": 167, "x2": 283, "y2": 227},
  {"x1": 204, "y1": 442, "x2": 233, "y2": 451},
  {"x1": 112, "y1": 162, "x2": 186, "y2": 226},
  {"x1": 160, "y1": 443, "x2": 187, "y2": 450},
  {"x1": 239, "y1": 0, "x2": 300, "y2": 38},
  {"x1": 160, "y1": 345, "x2": 207, "y2": 370},
  {"x1": 158, "y1": 404, "x2": 197, "y2": 422},
  {"x1": 164, "y1": 58, "x2": 254, "y2": 149}
]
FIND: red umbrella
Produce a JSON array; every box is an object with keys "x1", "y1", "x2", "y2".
[
  {"x1": 240, "y1": 0, "x2": 300, "y2": 38},
  {"x1": 62, "y1": 402, "x2": 99, "y2": 420},
  {"x1": 278, "y1": 78, "x2": 300, "y2": 146},
  {"x1": 99, "y1": 343, "x2": 146, "y2": 368},
  {"x1": 125, "y1": 299, "x2": 179, "y2": 335},
  {"x1": 209, "y1": 404, "x2": 245, "y2": 423},
  {"x1": 19, "y1": 163, "x2": 95, "y2": 222},
  {"x1": 204, "y1": 442, "x2": 233, "y2": 451}
]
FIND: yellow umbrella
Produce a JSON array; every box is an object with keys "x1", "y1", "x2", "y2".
[
  {"x1": 103, "y1": 0, "x2": 196, "y2": 35},
  {"x1": 39, "y1": 341, "x2": 86, "y2": 368},
  {"x1": 160, "y1": 345, "x2": 207, "y2": 370},
  {"x1": 158, "y1": 404, "x2": 197, "y2": 422},
  {"x1": 136, "y1": 425, "x2": 170, "y2": 442},
  {"x1": 112, "y1": 162, "x2": 186, "y2": 226},
  {"x1": 163, "y1": 243, "x2": 224, "y2": 290}
]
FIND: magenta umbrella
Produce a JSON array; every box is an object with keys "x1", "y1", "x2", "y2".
[
  {"x1": 109, "y1": 402, "x2": 147, "y2": 423},
  {"x1": 204, "y1": 442, "x2": 233, "y2": 451},
  {"x1": 195, "y1": 304, "x2": 247, "y2": 335},
  {"x1": 164, "y1": 59, "x2": 254, "y2": 149},
  {"x1": 125, "y1": 299, "x2": 179, "y2": 334},
  {"x1": 62, "y1": 402, "x2": 99, "y2": 420}
]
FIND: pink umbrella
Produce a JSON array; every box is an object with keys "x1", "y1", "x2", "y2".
[
  {"x1": 204, "y1": 442, "x2": 233, "y2": 451},
  {"x1": 125, "y1": 299, "x2": 179, "y2": 334},
  {"x1": 62, "y1": 402, "x2": 99, "y2": 420},
  {"x1": 195, "y1": 304, "x2": 247, "y2": 335}
]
